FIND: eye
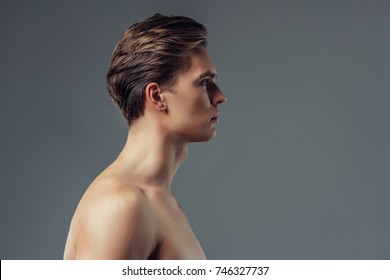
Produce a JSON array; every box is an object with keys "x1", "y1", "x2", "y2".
[{"x1": 199, "y1": 79, "x2": 210, "y2": 88}]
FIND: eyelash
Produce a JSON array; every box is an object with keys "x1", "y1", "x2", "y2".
[{"x1": 200, "y1": 79, "x2": 210, "y2": 88}]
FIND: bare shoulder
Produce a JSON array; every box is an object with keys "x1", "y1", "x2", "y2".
[
  {"x1": 66, "y1": 180, "x2": 157, "y2": 259},
  {"x1": 86, "y1": 180, "x2": 151, "y2": 213}
]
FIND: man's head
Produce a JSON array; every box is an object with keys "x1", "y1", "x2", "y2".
[{"x1": 106, "y1": 13, "x2": 208, "y2": 128}]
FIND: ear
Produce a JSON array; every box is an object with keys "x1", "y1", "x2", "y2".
[{"x1": 145, "y1": 82, "x2": 167, "y2": 112}]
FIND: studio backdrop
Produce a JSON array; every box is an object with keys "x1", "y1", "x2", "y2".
[{"x1": 1, "y1": 0, "x2": 389, "y2": 259}]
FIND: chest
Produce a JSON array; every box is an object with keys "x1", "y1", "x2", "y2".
[{"x1": 151, "y1": 207, "x2": 206, "y2": 260}]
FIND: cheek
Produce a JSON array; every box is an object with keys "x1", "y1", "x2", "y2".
[
  {"x1": 173, "y1": 95, "x2": 209, "y2": 118},
  {"x1": 168, "y1": 97, "x2": 209, "y2": 132},
  {"x1": 188, "y1": 95, "x2": 210, "y2": 115}
]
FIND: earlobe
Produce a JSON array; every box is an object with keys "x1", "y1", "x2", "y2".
[{"x1": 145, "y1": 82, "x2": 167, "y2": 111}]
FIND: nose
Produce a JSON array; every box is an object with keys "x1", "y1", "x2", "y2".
[{"x1": 211, "y1": 86, "x2": 227, "y2": 106}]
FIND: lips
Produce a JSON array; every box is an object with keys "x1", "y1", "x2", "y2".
[{"x1": 210, "y1": 112, "x2": 220, "y2": 121}]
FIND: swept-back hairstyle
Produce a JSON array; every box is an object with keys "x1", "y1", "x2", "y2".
[{"x1": 106, "y1": 13, "x2": 208, "y2": 127}]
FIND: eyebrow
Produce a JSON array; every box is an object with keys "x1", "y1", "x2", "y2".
[{"x1": 198, "y1": 70, "x2": 217, "y2": 80}]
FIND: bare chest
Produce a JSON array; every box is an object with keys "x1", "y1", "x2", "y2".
[{"x1": 150, "y1": 206, "x2": 206, "y2": 260}]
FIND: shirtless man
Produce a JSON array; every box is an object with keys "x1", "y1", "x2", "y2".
[{"x1": 63, "y1": 14, "x2": 226, "y2": 260}]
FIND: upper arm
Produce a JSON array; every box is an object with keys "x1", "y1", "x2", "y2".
[{"x1": 73, "y1": 186, "x2": 156, "y2": 259}]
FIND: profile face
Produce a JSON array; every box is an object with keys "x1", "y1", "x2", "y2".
[{"x1": 164, "y1": 47, "x2": 226, "y2": 142}]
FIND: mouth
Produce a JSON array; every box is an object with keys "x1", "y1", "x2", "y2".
[{"x1": 210, "y1": 113, "x2": 220, "y2": 122}]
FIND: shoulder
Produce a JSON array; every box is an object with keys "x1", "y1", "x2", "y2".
[
  {"x1": 79, "y1": 180, "x2": 154, "y2": 224},
  {"x1": 71, "y1": 181, "x2": 157, "y2": 259},
  {"x1": 91, "y1": 181, "x2": 151, "y2": 214}
]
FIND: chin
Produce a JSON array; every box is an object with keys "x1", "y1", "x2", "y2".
[
  {"x1": 191, "y1": 130, "x2": 217, "y2": 143},
  {"x1": 177, "y1": 125, "x2": 217, "y2": 143}
]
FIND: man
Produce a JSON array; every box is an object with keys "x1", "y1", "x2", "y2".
[{"x1": 63, "y1": 13, "x2": 226, "y2": 260}]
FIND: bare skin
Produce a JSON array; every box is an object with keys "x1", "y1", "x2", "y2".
[{"x1": 63, "y1": 47, "x2": 226, "y2": 259}]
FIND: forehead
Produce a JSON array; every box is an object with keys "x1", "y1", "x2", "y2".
[{"x1": 181, "y1": 47, "x2": 217, "y2": 78}]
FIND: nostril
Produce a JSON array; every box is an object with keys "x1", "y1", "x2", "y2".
[{"x1": 217, "y1": 97, "x2": 227, "y2": 105}]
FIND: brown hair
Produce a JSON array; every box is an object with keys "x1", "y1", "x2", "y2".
[{"x1": 106, "y1": 13, "x2": 208, "y2": 127}]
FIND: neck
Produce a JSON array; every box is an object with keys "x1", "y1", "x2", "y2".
[{"x1": 113, "y1": 121, "x2": 189, "y2": 192}]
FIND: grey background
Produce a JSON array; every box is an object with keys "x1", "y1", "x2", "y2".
[{"x1": 1, "y1": 0, "x2": 389, "y2": 259}]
